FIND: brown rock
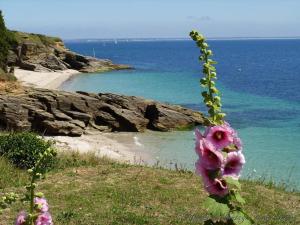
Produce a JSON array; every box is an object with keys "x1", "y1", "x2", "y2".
[{"x1": 0, "y1": 88, "x2": 205, "y2": 136}]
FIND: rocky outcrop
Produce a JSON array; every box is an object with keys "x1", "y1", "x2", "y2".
[
  {"x1": 0, "y1": 88, "x2": 205, "y2": 136},
  {"x1": 7, "y1": 31, "x2": 132, "y2": 73}
]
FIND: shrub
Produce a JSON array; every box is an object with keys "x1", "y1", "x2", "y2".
[
  {"x1": 0, "y1": 68, "x2": 17, "y2": 82},
  {"x1": 0, "y1": 11, "x2": 10, "y2": 71},
  {"x1": 0, "y1": 132, "x2": 56, "y2": 171}
]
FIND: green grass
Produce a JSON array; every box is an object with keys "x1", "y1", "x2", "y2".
[
  {"x1": 10, "y1": 30, "x2": 62, "y2": 46},
  {"x1": 0, "y1": 68, "x2": 16, "y2": 82},
  {"x1": 0, "y1": 152, "x2": 299, "y2": 225}
]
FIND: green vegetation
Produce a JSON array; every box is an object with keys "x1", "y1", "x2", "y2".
[
  {"x1": 190, "y1": 30, "x2": 225, "y2": 125},
  {"x1": 11, "y1": 31, "x2": 62, "y2": 46},
  {"x1": 0, "y1": 152, "x2": 299, "y2": 225},
  {"x1": 0, "y1": 132, "x2": 56, "y2": 170},
  {"x1": 0, "y1": 68, "x2": 16, "y2": 82},
  {"x1": 0, "y1": 10, "x2": 11, "y2": 72}
]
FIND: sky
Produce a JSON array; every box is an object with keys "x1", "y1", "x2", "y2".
[{"x1": 1, "y1": 0, "x2": 299, "y2": 39}]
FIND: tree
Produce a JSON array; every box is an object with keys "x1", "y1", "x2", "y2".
[{"x1": 0, "y1": 10, "x2": 10, "y2": 72}]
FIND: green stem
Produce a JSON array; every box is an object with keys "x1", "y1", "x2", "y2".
[{"x1": 204, "y1": 54, "x2": 216, "y2": 123}]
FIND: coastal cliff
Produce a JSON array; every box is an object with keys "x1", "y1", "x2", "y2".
[
  {"x1": 0, "y1": 15, "x2": 204, "y2": 136},
  {"x1": 6, "y1": 31, "x2": 132, "y2": 73},
  {"x1": 0, "y1": 88, "x2": 205, "y2": 136}
]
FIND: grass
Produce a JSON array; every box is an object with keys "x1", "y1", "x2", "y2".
[
  {"x1": 0, "y1": 68, "x2": 22, "y2": 93},
  {"x1": 9, "y1": 30, "x2": 63, "y2": 47},
  {"x1": 0, "y1": 152, "x2": 299, "y2": 225}
]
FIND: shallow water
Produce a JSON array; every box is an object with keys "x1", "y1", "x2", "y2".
[{"x1": 61, "y1": 39, "x2": 300, "y2": 189}]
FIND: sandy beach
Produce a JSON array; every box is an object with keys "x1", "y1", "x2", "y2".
[
  {"x1": 45, "y1": 132, "x2": 150, "y2": 164},
  {"x1": 13, "y1": 68, "x2": 149, "y2": 163},
  {"x1": 14, "y1": 68, "x2": 80, "y2": 89}
]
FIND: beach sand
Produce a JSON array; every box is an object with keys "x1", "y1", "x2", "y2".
[
  {"x1": 45, "y1": 132, "x2": 150, "y2": 164},
  {"x1": 13, "y1": 68, "x2": 149, "y2": 163},
  {"x1": 14, "y1": 68, "x2": 80, "y2": 89}
]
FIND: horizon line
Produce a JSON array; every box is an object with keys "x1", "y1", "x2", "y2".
[{"x1": 63, "y1": 36, "x2": 300, "y2": 42}]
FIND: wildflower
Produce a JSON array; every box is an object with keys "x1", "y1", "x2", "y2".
[
  {"x1": 196, "y1": 161, "x2": 229, "y2": 196},
  {"x1": 34, "y1": 197, "x2": 49, "y2": 213},
  {"x1": 206, "y1": 178, "x2": 229, "y2": 197},
  {"x1": 15, "y1": 211, "x2": 27, "y2": 225},
  {"x1": 204, "y1": 124, "x2": 234, "y2": 150},
  {"x1": 223, "y1": 151, "x2": 245, "y2": 179},
  {"x1": 198, "y1": 140, "x2": 223, "y2": 170},
  {"x1": 35, "y1": 212, "x2": 53, "y2": 225}
]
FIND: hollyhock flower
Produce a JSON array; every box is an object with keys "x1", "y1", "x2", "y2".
[
  {"x1": 224, "y1": 122, "x2": 243, "y2": 150},
  {"x1": 34, "y1": 197, "x2": 49, "y2": 213},
  {"x1": 35, "y1": 212, "x2": 53, "y2": 225},
  {"x1": 194, "y1": 128, "x2": 203, "y2": 155},
  {"x1": 204, "y1": 124, "x2": 234, "y2": 150},
  {"x1": 198, "y1": 140, "x2": 223, "y2": 170},
  {"x1": 15, "y1": 211, "x2": 27, "y2": 225},
  {"x1": 206, "y1": 178, "x2": 229, "y2": 197},
  {"x1": 223, "y1": 151, "x2": 245, "y2": 179},
  {"x1": 196, "y1": 157, "x2": 229, "y2": 197},
  {"x1": 195, "y1": 159, "x2": 214, "y2": 183},
  {"x1": 233, "y1": 136, "x2": 243, "y2": 150}
]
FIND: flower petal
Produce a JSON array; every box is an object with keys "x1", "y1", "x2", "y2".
[{"x1": 223, "y1": 151, "x2": 245, "y2": 179}]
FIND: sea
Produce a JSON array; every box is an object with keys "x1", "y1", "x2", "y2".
[{"x1": 61, "y1": 38, "x2": 300, "y2": 189}]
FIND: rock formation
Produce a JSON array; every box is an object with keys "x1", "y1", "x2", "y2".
[
  {"x1": 6, "y1": 31, "x2": 132, "y2": 73},
  {"x1": 0, "y1": 88, "x2": 205, "y2": 136}
]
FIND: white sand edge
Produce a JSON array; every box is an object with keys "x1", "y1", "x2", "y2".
[
  {"x1": 45, "y1": 133, "x2": 150, "y2": 164},
  {"x1": 14, "y1": 68, "x2": 80, "y2": 89}
]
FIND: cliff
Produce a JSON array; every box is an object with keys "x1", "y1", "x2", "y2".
[{"x1": 6, "y1": 31, "x2": 132, "y2": 73}]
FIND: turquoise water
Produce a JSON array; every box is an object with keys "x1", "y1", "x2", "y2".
[{"x1": 61, "y1": 40, "x2": 300, "y2": 189}]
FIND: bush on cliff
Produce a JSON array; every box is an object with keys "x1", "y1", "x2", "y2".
[
  {"x1": 0, "y1": 11, "x2": 10, "y2": 72},
  {"x1": 0, "y1": 132, "x2": 56, "y2": 171}
]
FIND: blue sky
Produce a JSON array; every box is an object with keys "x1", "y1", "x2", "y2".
[{"x1": 1, "y1": 0, "x2": 299, "y2": 39}]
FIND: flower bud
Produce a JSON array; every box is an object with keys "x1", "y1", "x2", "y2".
[{"x1": 207, "y1": 50, "x2": 213, "y2": 55}]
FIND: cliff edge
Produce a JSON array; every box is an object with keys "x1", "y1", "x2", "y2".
[{"x1": 6, "y1": 31, "x2": 132, "y2": 73}]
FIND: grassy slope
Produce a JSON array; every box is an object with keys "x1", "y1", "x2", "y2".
[
  {"x1": 0, "y1": 154, "x2": 299, "y2": 225},
  {"x1": 11, "y1": 31, "x2": 62, "y2": 47}
]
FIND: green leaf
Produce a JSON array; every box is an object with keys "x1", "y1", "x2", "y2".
[
  {"x1": 200, "y1": 78, "x2": 207, "y2": 86},
  {"x1": 210, "y1": 72, "x2": 217, "y2": 78},
  {"x1": 210, "y1": 87, "x2": 219, "y2": 94},
  {"x1": 201, "y1": 91, "x2": 208, "y2": 98},
  {"x1": 230, "y1": 210, "x2": 253, "y2": 225},
  {"x1": 208, "y1": 59, "x2": 217, "y2": 64},
  {"x1": 224, "y1": 177, "x2": 241, "y2": 190},
  {"x1": 204, "y1": 197, "x2": 230, "y2": 218}
]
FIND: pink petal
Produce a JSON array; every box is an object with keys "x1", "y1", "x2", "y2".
[
  {"x1": 204, "y1": 125, "x2": 234, "y2": 150},
  {"x1": 35, "y1": 212, "x2": 53, "y2": 225},
  {"x1": 199, "y1": 140, "x2": 223, "y2": 170},
  {"x1": 34, "y1": 197, "x2": 49, "y2": 213},
  {"x1": 15, "y1": 211, "x2": 27, "y2": 225},
  {"x1": 223, "y1": 151, "x2": 245, "y2": 179},
  {"x1": 205, "y1": 178, "x2": 229, "y2": 197}
]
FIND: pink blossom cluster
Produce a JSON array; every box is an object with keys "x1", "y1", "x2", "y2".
[
  {"x1": 15, "y1": 197, "x2": 53, "y2": 225},
  {"x1": 195, "y1": 122, "x2": 245, "y2": 197}
]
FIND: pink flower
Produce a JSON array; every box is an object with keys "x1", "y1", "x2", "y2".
[
  {"x1": 198, "y1": 140, "x2": 223, "y2": 170},
  {"x1": 15, "y1": 211, "x2": 27, "y2": 225},
  {"x1": 34, "y1": 197, "x2": 49, "y2": 213},
  {"x1": 196, "y1": 160, "x2": 229, "y2": 197},
  {"x1": 205, "y1": 178, "x2": 229, "y2": 197},
  {"x1": 35, "y1": 212, "x2": 53, "y2": 225},
  {"x1": 194, "y1": 129, "x2": 203, "y2": 155},
  {"x1": 204, "y1": 124, "x2": 234, "y2": 150},
  {"x1": 223, "y1": 151, "x2": 245, "y2": 179},
  {"x1": 233, "y1": 136, "x2": 243, "y2": 150},
  {"x1": 195, "y1": 159, "x2": 214, "y2": 183}
]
